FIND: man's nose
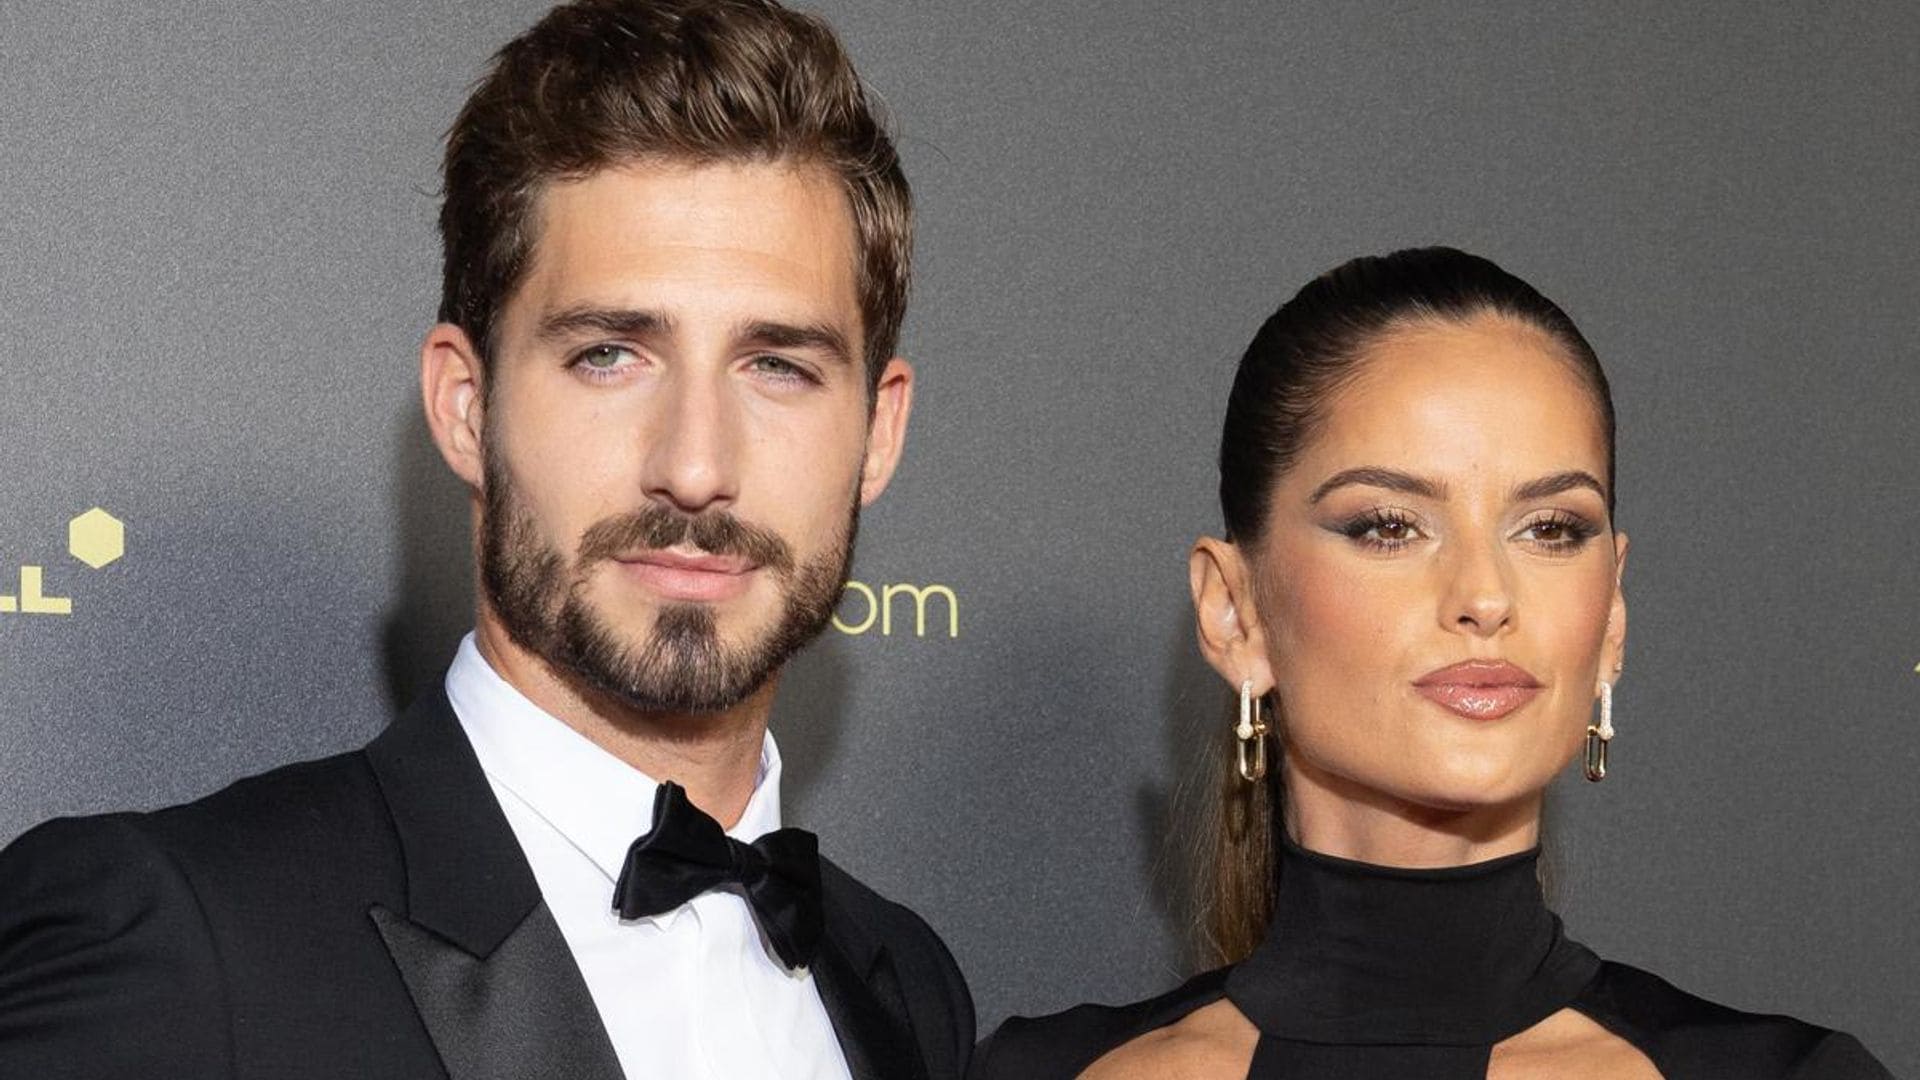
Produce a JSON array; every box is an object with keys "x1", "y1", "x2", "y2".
[{"x1": 639, "y1": 370, "x2": 740, "y2": 515}]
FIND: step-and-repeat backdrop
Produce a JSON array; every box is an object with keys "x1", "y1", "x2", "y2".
[{"x1": 3, "y1": 1, "x2": 1915, "y2": 1069}]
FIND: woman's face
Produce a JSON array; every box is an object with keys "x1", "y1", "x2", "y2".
[{"x1": 1224, "y1": 314, "x2": 1626, "y2": 813}]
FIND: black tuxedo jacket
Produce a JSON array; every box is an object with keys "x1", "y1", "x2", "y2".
[{"x1": 0, "y1": 689, "x2": 973, "y2": 1079}]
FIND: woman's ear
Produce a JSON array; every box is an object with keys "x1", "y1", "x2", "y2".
[{"x1": 1190, "y1": 536, "x2": 1276, "y2": 695}]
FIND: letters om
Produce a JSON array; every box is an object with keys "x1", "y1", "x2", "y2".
[{"x1": 833, "y1": 581, "x2": 959, "y2": 638}]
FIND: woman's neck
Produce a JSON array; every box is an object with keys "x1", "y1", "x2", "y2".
[{"x1": 1281, "y1": 753, "x2": 1544, "y2": 868}]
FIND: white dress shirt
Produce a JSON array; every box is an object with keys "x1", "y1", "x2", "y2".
[{"x1": 445, "y1": 633, "x2": 852, "y2": 1080}]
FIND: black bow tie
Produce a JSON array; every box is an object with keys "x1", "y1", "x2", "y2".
[{"x1": 612, "y1": 781, "x2": 824, "y2": 970}]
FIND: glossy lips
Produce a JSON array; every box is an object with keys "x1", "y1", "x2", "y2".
[
  {"x1": 618, "y1": 548, "x2": 757, "y2": 603},
  {"x1": 1412, "y1": 660, "x2": 1543, "y2": 721}
]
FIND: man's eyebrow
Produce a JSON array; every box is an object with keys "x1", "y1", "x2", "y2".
[
  {"x1": 535, "y1": 306, "x2": 673, "y2": 342},
  {"x1": 738, "y1": 319, "x2": 855, "y2": 366},
  {"x1": 1309, "y1": 467, "x2": 1446, "y2": 504},
  {"x1": 1511, "y1": 470, "x2": 1608, "y2": 503}
]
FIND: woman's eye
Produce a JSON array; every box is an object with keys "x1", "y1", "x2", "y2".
[
  {"x1": 1518, "y1": 513, "x2": 1599, "y2": 551},
  {"x1": 1340, "y1": 512, "x2": 1424, "y2": 550}
]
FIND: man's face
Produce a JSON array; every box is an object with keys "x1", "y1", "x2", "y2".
[{"x1": 476, "y1": 160, "x2": 875, "y2": 713}]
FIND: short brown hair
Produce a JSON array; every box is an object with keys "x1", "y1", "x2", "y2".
[{"x1": 437, "y1": 0, "x2": 912, "y2": 384}]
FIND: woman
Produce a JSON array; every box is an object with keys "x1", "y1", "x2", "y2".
[{"x1": 974, "y1": 248, "x2": 1890, "y2": 1078}]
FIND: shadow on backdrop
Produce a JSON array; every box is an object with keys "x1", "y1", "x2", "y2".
[
  {"x1": 381, "y1": 403, "x2": 474, "y2": 711},
  {"x1": 1137, "y1": 603, "x2": 1225, "y2": 972},
  {"x1": 767, "y1": 633, "x2": 852, "y2": 813}
]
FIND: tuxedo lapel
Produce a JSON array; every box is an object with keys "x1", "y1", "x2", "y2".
[
  {"x1": 364, "y1": 690, "x2": 624, "y2": 1080},
  {"x1": 372, "y1": 902, "x2": 623, "y2": 1080},
  {"x1": 812, "y1": 910, "x2": 929, "y2": 1080}
]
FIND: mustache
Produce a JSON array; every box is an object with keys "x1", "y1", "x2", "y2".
[{"x1": 576, "y1": 503, "x2": 795, "y2": 574}]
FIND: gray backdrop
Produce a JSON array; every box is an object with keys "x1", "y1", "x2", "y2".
[{"x1": 3, "y1": 0, "x2": 1915, "y2": 1072}]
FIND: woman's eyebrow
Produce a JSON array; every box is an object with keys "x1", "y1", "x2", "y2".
[
  {"x1": 1309, "y1": 467, "x2": 1445, "y2": 504},
  {"x1": 1307, "y1": 467, "x2": 1609, "y2": 506},
  {"x1": 1510, "y1": 470, "x2": 1607, "y2": 502}
]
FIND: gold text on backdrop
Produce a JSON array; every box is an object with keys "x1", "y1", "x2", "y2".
[
  {"x1": 0, "y1": 508, "x2": 124, "y2": 617},
  {"x1": 832, "y1": 581, "x2": 959, "y2": 638}
]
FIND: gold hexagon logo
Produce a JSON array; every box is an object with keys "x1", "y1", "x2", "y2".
[{"x1": 69, "y1": 507, "x2": 125, "y2": 569}]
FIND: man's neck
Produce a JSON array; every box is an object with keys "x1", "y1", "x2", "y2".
[{"x1": 471, "y1": 618, "x2": 775, "y2": 831}]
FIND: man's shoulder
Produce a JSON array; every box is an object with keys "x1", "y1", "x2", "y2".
[
  {"x1": 2, "y1": 739, "x2": 395, "y2": 904},
  {"x1": 174, "y1": 739, "x2": 378, "y2": 816},
  {"x1": 0, "y1": 724, "x2": 462, "y2": 1074},
  {"x1": 143, "y1": 742, "x2": 382, "y2": 848},
  {"x1": 817, "y1": 852, "x2": 977, "y2": 1072},
  {"x1": 817, "y1": 852, "x2": 959, "y2": 967},
  {"x1": 817, "y1": 854, "x2": 925, "y2": 931}
]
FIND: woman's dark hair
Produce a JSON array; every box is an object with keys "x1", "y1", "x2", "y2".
[{"x1": 1198, "y1": 246, "x2": 1615, "y2": 966}]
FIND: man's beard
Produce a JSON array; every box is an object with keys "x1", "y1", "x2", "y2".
[{"x1": 479, "y1": 452, "x2": 856, "y2": 714}]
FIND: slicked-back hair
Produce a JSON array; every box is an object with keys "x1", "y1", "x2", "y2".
[{"x1": 438, "y1": 0, "x2": 912, "y2": 386}]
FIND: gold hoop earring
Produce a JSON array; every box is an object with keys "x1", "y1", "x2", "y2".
[
  {"x1": 1236, "y1": 678, "x2": 1269, "y2": 783},
  {"x1": 1584, "y1": 680, "x2": 1615, "y2": 782}
]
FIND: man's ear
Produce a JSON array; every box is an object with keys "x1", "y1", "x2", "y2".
[
  {"x1": 421, "y1": 323, "x2": 487, "y2": 492},
  {"x1": 1600, "y1": 530, "x2": 1629, "y2": 689},
  {"x1": 1189, "y1": 536, "x2": 1275, "y2": 695},
  {"x1": 858, "y1": 357, "x2": 914, "y2": 506}
]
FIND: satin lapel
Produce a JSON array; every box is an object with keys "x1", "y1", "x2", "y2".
[
  {"x1": 372, "y1": 902, "x2": 624, "y2": 1080},
  {"x1": 364, "y1": 689, "x2": 623, "y2": 1080},
  {"x1": 365, "y1": 689, "x2": 540, "y2": 955},
  {"x1": 811, "y1": 935, "x2": 927, "y2": 1080}
]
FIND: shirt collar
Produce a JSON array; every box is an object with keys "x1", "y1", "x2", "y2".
[{"x1": 444, "y1": 631, "x2": 784, "y2": 886}]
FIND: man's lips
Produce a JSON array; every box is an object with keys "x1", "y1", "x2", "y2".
[
  {"x1": 1412, "y1": 660, "x2": 1543, "y2": 721},
  {"x1": 615, "y1": 549, "x2": 757, "y2": 603}
]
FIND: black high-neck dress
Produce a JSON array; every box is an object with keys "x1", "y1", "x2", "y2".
[{"x1": 973, "y1": 841, "x2": 1891, "y2": 1079}]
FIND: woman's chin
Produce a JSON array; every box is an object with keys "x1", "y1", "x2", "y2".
[{"x1": 1387, "y1": 754, "x2": 1560, "y2": 816}]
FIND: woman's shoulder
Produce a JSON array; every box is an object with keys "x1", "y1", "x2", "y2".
[
  {"x1": 971, "y1": 968, "x2": 1231, "y2": 1080},
  {"x1": 1578, "y1": 960, "x2": 1893, "y2": 1079}
]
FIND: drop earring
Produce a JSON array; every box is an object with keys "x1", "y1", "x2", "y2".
[
  {"x1": 1236, "y1": 678, "x2": 1268, "y2": 783},
  {"x1": 1584, "y1": 680, "x2": 1615, "y2": 782}
]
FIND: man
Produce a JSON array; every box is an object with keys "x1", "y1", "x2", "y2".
[{"x1": 0, "y1": 2, "x2": 972, "y2": 1077}]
